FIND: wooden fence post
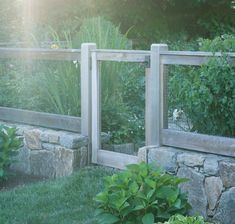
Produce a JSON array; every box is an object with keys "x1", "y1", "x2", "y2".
[
  {"x1": 91, "y1": 50, "x2": 100, "y2": 164},
  {"x1": 146, "y1": 44, "x2": 168, "y2": 147},
  {"x1": 81, "y1": 43, "x2": 96, "y2": 164}
]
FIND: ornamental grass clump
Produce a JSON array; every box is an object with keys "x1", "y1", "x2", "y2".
[{"x1": 94, "y1": 162, "x2": 191, "y2": 224}]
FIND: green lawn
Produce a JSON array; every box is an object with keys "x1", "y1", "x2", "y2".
[{"x1": 0, "y1": 166, "x2": 115, "y2": 224}]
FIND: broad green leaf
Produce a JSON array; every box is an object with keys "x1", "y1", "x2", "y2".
[
  {"x1": 142, "y1": 213, "x2": 154, "y2": 224},
  {"x1": 147, "y1": 189, "x2": 156, "y2": 199},
  {"x1": 94, "y1": 208, "x2": 105, "y2": 216},
  {"x1": 157, "y1": 186, "x2": 179, "y2": 203},
  {"x1": 98, "y1": 213, "x2": 120, "y2": 224},
  {"x1": 145, "y1": 178, "x2": 156, "y2": 188},
  {"x1": 132, "y1": 204, "x2": 145, "y2": 211}
]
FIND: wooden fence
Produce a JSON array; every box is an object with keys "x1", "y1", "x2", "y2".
[
  {"x1": 148, "y1": 44, "x2": 235, "y2": 157},
  {"x1": 0, "y1": 44, "x2": 234, "y2": 167}
]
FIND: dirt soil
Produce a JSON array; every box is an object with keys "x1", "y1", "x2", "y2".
[{"x1": 0, "y1": 170, "x2": 47, "y2": 191}]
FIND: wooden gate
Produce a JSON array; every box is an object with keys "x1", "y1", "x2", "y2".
[
  {"x1": 90, "y1": 47, "x2": 152, "y2": 169},
  {"x1": 81, "y1": 43, "x2": 168, "y2": 169}
]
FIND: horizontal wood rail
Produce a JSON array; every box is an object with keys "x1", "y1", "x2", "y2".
[
  {"x1": 161, "y1": 51, "x2": 235, "y2": 65},
  {"x1": 0, "y1": 48, "x2": 81, "y2": 61},
  {"x1": 97, "y1": 150, "x2": 139, "y2": 169},
  {"x1": 0, "y1": 107, "x2": 81, "y2": 132},
  {"x1": 93, "y1": 49, "x2": 150, "y2": 62},
  {"x1": 162, "y1": 129, "x2": 235, "y2": 157}
]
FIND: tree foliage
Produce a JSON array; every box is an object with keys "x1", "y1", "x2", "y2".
[
  {"x1": 29, "y1": 0, "x2": 235, "y2": 47},
  {"x1": 1, "y1": 0, "x2": 232, "y2": 47}
]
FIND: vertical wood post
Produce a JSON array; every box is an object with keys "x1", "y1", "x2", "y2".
[
  {"x1": 91, "y1": 51, "x2": 100, "y2": 164},
  {"x1": 146, "y1": 44, "x2": 168, "y2": 147},
  {"x1": 81, "y1": 43, "x2": 96, "y2": 164}
]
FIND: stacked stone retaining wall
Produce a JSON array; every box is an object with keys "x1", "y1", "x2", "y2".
[
  {"x1": 1, "y1": 121, "x2": 88, "y2": 178},
  {"x1": 139, "y1": 146, "x2": 235, "y2": 224}
]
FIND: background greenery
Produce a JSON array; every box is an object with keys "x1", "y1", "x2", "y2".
[
  {"x1": 1, "y1": 1, "x2": 234, "y2": 47},
  {"x1": 0, "y1": 1, "x2": 234, "y2": 145},
  {"x1": 169, "y1": 35, "x2": 235, "y2": 137}
]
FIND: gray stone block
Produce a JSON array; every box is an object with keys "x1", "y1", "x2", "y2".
[
  {"x1": 60, "y1": 133, "x2": 88, "y2": 149},
  {"x1": 205, "y1": 176, "x2": 223, "y2": 210},
  {"x1": 138, "y1": 146, "x2": 148, "y2": 162},
  {"x1": 54, "y1": 147, "x2": 74, "y2": 177},
  {"x1": 42, "y1": 143, "x2": 56, "y2": 151},
  {"x1": 10, "y1": 147, "x2": 31, "y2": 174},
  {"x1": 204, "y1": 157, "x2": 219, "y2": 176},
  {"x1": 177, "y1": 167, "x2": 207, "y2": 218},
  {"x1": 24, "y1": 129, "x2": 43, "y2": 150},
  {"x1": 214, "y1": 187, "x2": 235, "y2": 224},
  {"x1": 40, "y1": 132, "x2": 49, "y2": 142},
  {"x1": 219, "y1": 160, "x2": 235, "y2": 188},
  {"x1": 30, "y1": 150, "x2": 55, "y2": 177},
  {"x1": 16, "y1": 124, "x2": 32, "y2": 136},
  {"x1": 73, "y1": 146, "x2": 88, "y2": 169},
  {"x1": 177, "y1": 152, "x2": 205, "y2": 167},
  {"x1": 148, "y1": 147, "x2": 178, "y2": 173},
  {"x1": 47, "y1": 130, "x2": 60, "y2": 144}
]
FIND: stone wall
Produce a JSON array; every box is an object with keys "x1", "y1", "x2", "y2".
[
  {"x1": 1, "y1": 121, "x2": 88, "y2": 178},
  {"x1": 139, "y1": 146, "x2": 235, "y2": 224}
]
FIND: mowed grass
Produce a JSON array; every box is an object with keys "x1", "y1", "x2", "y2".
[{"x1": 0, "y1": 166, "x2": 115, "y2": 224}]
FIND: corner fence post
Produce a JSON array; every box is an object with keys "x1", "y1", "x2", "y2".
[
  {"x1": 81, "y1": 43, "x2": 96, "y2": 164},
  {"x1": 146, "y1": 44, "x2": 168, "y2": 147}
]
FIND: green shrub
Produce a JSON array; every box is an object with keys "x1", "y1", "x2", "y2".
[
  {"x1": 19, "y1": 17, "x2": 145, "y2": 144},
  {"x1": 158, "y1": 214, "x2": 212, "y2": 224},
  {"x1": 94, "y1": 163, "x2": 190, "y2": 224},
  {"x1": 0, "y1": 125, "x2": 21, "y2": 180},
  {"x1": 169, "y1": 35, "x2": 235, "y2": 137},
  {"x1": 0, "y1": 60, "x2": 18, "y2": 107}
]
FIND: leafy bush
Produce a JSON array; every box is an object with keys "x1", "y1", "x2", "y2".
[
  {"x1": 0, "y1": 60, "x2": 18, "y2": 107},
  {"x1": 94, "y1": 163, "x2": 190, "y2": 224},
  {"x1": 0, "y1": 125, "x2": 21, "y2": 180},
  {"x1": 74, "y1": 17, "x2": 146, "y2": 144},
  {"x1": 8, "y1": 17, "x2": 145, "y2": 145},
  {"x1": 159, "y1": 214, "x2": 212, "y2": 224},
  {"x1": 169, "y1": 35, "x2": 235, "y2": 137}
]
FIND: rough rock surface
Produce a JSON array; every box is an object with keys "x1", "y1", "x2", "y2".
[
  {"x1": 148, "y1": 147, "x2": 178, "y2": 173},
  {"x1": 219, "y1": 160, "x2": 235, "y2": 188},
  {"x1": 177, "y1": 167, "x2": 207, "y2": 218},
  {"x1": 214, "y1": 187, "x2": 235, "y2": 224},
  {"x1": 205, "y1": 176, "x2": 223, "y2": 210}
]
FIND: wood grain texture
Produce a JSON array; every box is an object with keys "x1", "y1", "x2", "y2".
[
  {"x1": 0, "y1": 107, "x2": 81, "y2": 132},
  {"x1": 0, "y1": 48, "x2": 81, "y2": 61},
  {"x1": 162, "y1": 129, "x2": 235, "y2": 157},
  {"x1": 91, "y1": 51, "x2": 101, "y2": 163},
  {"x1": 97, "y1": 150, "x2": 139, "y2": 169},
  {"x1": 146, "y1": 44, "x2": 168, "y2": 147},
  {"x1": 81, "y1": 44, "x2": 96, "y2": 164}
]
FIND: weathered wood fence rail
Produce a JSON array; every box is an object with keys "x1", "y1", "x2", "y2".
[
  {"x1": 0, "y1": 48, "x2": 81, "y2": 61},
  {"x1": 0, "y1": 44, "x2": 235, "y2": 168}
]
